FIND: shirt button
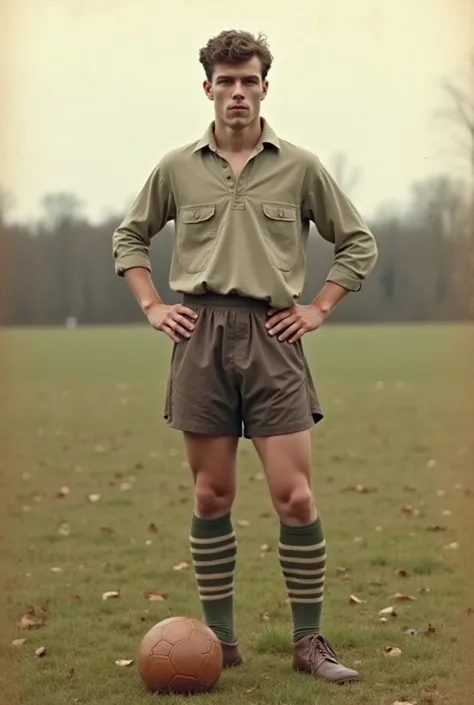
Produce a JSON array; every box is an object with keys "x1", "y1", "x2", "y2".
[
  {"x1": 194, "y1": 211, "x2": 200, "y2": 219},
  {"x1": 277, "y1": 209, "x2": 284, "y2": 217}
]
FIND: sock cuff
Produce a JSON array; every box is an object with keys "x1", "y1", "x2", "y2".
[
  {"x1": 191, "y1": 512, "x2": 233, "y2": 538},
  {"x1": 280, "y1": 517, "x2": 323, "y2": 541}
]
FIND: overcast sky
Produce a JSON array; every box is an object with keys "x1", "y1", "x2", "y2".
[{"x1": 2, "y1": 0, "x2": 472, "y2": 224}]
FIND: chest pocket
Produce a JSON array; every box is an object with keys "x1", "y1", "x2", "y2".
[
  {"x1": 261, "y1": 202, "x2": 299, "y2": 271},
  {"x1": 176, "y1": 204, "x2": 218, "y2": 273}
]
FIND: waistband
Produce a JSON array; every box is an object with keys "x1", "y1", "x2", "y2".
[{"x1": 182, "y1": 292, "x2": 270, "y2": 309}]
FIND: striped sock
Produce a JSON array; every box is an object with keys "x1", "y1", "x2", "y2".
[
  {"x1": 279, "y1": 517, "x2": 326, "y2": 642},
  {"x1": 190, "y1": 513, "x2": 237, "y2": 644}
]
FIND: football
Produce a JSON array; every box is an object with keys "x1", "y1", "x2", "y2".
[{"x1": 137, "y1": 616, "x2": 223, "y2": 694}]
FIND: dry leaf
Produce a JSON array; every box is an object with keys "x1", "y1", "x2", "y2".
[
  {"x1": 120, "y1": 481, "x2": 132, "y2": 491},
  {"x1": 57, "y1": 486, "x2": 70, "y2": 498},
  {"x1": 436, "y1": 489, "x2": 446, "y2": 497},
  {"x1": 426, "y1": 524, "x2": 446, "y2": 532},
  {"x1": 102, "y1": 591, "x2": 120, "y2": 601},
  {"x1": 35, "y1": 646, "x2": 47, "y2": 657},
  {"x1": 379, "y1": 606, "x2": 397, "y2": 618},
  {"x1": 336, "y1": 566, "x2": 348, "y2": 574},
  {"x1": 441, "y1": 509, "x2": 452, "y2": 516},
  {"x1": 260, "y1": 611, "x2": 270, "y2": 622},
  {"x1": 250, "y1": 472, "x2": 264, "y2": 481},
  {"x1": 115, "y1": 659, "x2": 134, "y2": 667},
  {"x1": 353, "y1": 536, "x2": 364, "y2": 543},
  {"x1": 88, "y1": 494, "x2": 100, "y2": 503},
  {"x1": 349, "y1": 594, "x2": 365, "y2": 605},
  {"x1": 380, "y1": 617, "x2": 388, "y2": 623},
  {"x1": 145, "y1": 539, "x2": 152, "y2": 546},
  {"x1": 173, "y1": 561, "x2": 189, "y2": 571},
  {"x1": 245, "y1": 686, "x2": 259, "y2": 694},
  {"x1": 100, "y1": 526, "x2": 114, "y2": 536},
  {"x1": 51, "y1": 567, "x2": 63, "y2": 574},
  {"x1": 393, "y1": 593, "x2": 417, "y2": 602},
  {"x1": 342, "y1": 484, "x2": 377, "y2": 494},
  {"x1": 145, "y1": 591, "x2": 168, "y2": 602},
  {"x1": 94, "y1": 444, "x2": 106, "y2": 453},
  {"x1": 148, "y1": 523, "x2": 159, "y2": 533},
  {"x1": 18, "y1": 614, "x2": 45, "y2": 630},
  {"x1": 444, "y1": 542, "x2": 459, "y2": 550},
  {"x1": 237, "y1": 520, "x2": 250, "y2": 528},
  {"x1": 58, "y1": 522, "x2": 70, "y2": 537},
  {"x1": 418, "y1": 587, "x2": 431, "y2": 594},
  {"x1": 12, "y1": 639, "x2": 26, "y2": 646},
  {"x1": 392, "y1": 701, "x2": 415, "y2": 705},
  {"x1": 384, "y1": 646, "x2": 402, "y2": 657},
  {"x1": 395, "y1": 568, "x2": 410, "y2": 578},
  {"x1": 426, "y1": 459, "x2": 436, "y2": 468}
]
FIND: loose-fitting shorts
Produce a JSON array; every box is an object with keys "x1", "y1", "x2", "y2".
[{"x1": 164, "y1": 292, "x2": 323, "y2": 438}]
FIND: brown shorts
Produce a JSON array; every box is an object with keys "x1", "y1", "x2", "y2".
[{"x1": 163, "y1": 293, "x2": 323, "y2": 438}]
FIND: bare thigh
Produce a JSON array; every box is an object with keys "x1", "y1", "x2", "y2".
[
  {"x1": 183, "y1": 433, "x2": 239, "y2": 519},
  {"x1": 252, "y1": 430, "x2": 316, "y2": 526}
]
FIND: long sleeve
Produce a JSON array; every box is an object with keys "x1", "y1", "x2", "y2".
[
  {"x1": 112, "y1": 158, "x2": 176, "y2": 277},
  {"x1": 302, "y1": 157, "x2": 378, "y2": 291}
]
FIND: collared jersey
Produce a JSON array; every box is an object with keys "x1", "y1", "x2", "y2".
[{"x1": 112, "y1": 118, "x2": 378, "y2": 309}]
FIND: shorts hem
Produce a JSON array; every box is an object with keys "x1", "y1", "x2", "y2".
[
  {"x1": 244, "y1": 413, "x2": 323, "y2": 439},
  {"x1": 165, "y1": 417, "x2": 242, "y2": 437}
]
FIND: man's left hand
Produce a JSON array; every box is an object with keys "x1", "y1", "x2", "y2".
[{"x1": 265, "y1": 303, "x2": 326, "y2": 343}]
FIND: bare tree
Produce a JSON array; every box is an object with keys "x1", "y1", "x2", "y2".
[{"x1": 329, "y1": 151, "x2": 362, "y2": 197}]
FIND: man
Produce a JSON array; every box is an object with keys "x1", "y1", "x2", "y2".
[{"x1": 113, "y1": 30, "x2": 378, "y2": 685}]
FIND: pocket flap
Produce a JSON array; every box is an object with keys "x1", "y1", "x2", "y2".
[
  {"x1": 181, "y1": 204, "x2": 216, "y2": 224},
  {"x1": 262, "y1": 203, "x2": 297, "y2": 221}
]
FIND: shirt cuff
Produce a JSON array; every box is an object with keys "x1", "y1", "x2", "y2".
[
  {"x1": 326, "y1": 263, "x2": 363, "y2": 292},
  {"x1": 115, "y1": 254, "x2": 151, "y2": 277}
]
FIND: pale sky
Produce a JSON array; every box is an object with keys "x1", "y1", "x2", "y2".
[{"x1": 1, "y1": 0, "x2": 473, "y2": 224}]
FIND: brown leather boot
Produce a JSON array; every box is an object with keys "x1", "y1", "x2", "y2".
[
  {"x1": 219, "y1": 639, "x2": 243, "y2": 668},
  {"x1": 293, "y1": 634, "x2": 359, "y2": 684}
]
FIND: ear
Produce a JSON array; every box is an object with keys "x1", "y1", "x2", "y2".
[
  {"x1": 261, "y1": 80, "x2": 269, "y2": 101},
  {"x1": 203, "y1": 80, "x2": 214, "y2": 101}
]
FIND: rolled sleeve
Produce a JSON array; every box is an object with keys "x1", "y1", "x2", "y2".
[
  {"x1": 302, "y1": 157, "x2": 378, "y2": 291},
  {"x1": 112, "y1": 157, "x2": 176, "y2": 277}
]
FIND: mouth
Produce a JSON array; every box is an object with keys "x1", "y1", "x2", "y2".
[{"x1": 229, "y1": 105, "x2": 247, "y2": 112}]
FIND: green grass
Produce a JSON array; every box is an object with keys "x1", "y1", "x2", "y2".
[{"x1": 1, "y1": 323, "x2": 473, "y2": 705}]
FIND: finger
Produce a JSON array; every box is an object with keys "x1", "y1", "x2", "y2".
[
  {"x1": 278, "y1": 320, "x2": 303, "y2": 341},
  {"x1": 268, "y1": 314, "x2": 298, "y2": 336},
  {"x1": 166, "y1": 318, "x2": 192, "y2": 339},
  {"x1": 288, "y1": 329, "x2": 305, "y2": 343},
  {"x1": 170, "y1": 312, "x2": 196, "y2": 332},
  {"x1": 162, "y1": 324, "x2": 181, "y2": 344},
  {"x1": 266, "y1": 311, "x2": 292, "y2": 329},
  {"x1": 177, "y1": 305, "x2": 199, "y2": 320}
]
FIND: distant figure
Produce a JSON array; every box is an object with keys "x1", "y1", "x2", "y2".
[
  {"x1": 112, "y1": 30, "x2": 377, "y2": 685},
  {"x1": 65, "y1": 316, "x2": 78, "y2": 329}
]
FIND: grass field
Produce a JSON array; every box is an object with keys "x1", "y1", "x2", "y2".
[{"x1": 1, "y1": 323, "x2": 473, "y2": 705}]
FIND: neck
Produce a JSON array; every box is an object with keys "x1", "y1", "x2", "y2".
[{"x1": 213, "y1": 116, "x2": 262, "y2": 153}]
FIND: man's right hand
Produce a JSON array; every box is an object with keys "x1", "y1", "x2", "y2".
[{"x1": 145, "y1": 302, "x2": 198, "y2": 344}]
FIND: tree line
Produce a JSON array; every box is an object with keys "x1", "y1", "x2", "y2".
[{"x1": 0, "y1": 169, "x2": 472, "y2": 326}]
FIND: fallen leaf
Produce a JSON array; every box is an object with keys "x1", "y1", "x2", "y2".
[
  {"x1": 403, "y1": 485, "x2": 417, "y2": 493},
  {"x1": 441, "y1": 509, "x2": 452, "y2": 516},
  {"x1": 12, "y1": 639, "x2": 26, "y2": 646},
  {"x1": 349, "y1": 594, "x2": 365, "y2": 605},
  {"x1": 260, "y1": 611, "x2": 270, "y2": 621},
  {"x1": 250, "y1": 472, "x2": 264, "y2": 481},
  {"x1": 426, "y1": 459, "x2": 437, "y2": 468},
  {"x1": 173, "y1": 562, "x2": 189, "y2": 571},
  {"x1": 426, "y1": 525, "x2": 446, "y2": 532},
  {"x1": 237, "y1": 520, "x2": 250, "y2": 528},
  {"x1": 380, "y1": 617, "x2": 388, "y2": 623},
  {"x1": 148, "y1": 523, "x2": 159, "y2": 533},
  {"x1": 353, "y1": 536, "x2": 364, "y2": 543},
  {"x1": 18, "y1": 614, "x2": 45, "y2": 630},
  {"x1": 395, "y1": 568, "x2": 410, "y2": 578},
  {"x1": 392, "y1": 701, "x2": 415, "y2": 705},
  {"x1": 88, "y1": 494, "x2": 100, "y2": 503},
  {"x1": 379, "y1": 606, "x2": 397, "y2": 618},
  {"x1": 51, "y1": 567, "x2": 63, "y2": 574},
  {"x1": 57, "y1": 486, "x2": 70, "y2": 498},
  {"x1": 120, "y1": 481, "x2": 132, "y2": 491},
  {"x1": 145, "y1": 539, "x2": 152, "y2": 546},
  {"x1": 35, "y1": 646, "x2": 47, "y2": 657},
  {"x1": 393, "y1": 592, "x2": 417, "y2": 602},
  {"x1": 102, "y1": 591, "x2": 120, "y2": 601},
  {"x1": 444, "y1": 542, "x2": 459, "y2": 550},
  {"x1": 375, "y1": 525, "x2": 383, "y2": 532},
  {"x1": 115, "y1": 659, "x2": 134, "y2": 667},
  {"x1": 94, "y1": 444, "x2": 106, "y2": 454},
  {"x1": 418, "y1": 587, "x2": 431, "y2": 594},
  {"x1": 145, "y1": 591, "x2": 168, "y2": 602},
  {"x1": 436, "y1": 489, "x2": 446, "y2": 497},
  {"x1": 384, "y1": 646, "x2": 402, "y2": 657},
  {"x1": 58, "y1": 522, "x2": 70, "y2": 537}
]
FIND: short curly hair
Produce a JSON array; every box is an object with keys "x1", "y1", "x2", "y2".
[{"x1": 199, "y1": 30, "x2": 273, "y2": 82}]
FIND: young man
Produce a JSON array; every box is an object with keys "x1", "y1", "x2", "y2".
[{"x1": 113, "y1": 30, "x2": 378, "y2": 685}]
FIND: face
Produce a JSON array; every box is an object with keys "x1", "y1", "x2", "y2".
[{"x1": 203, "y1": 56, "x2": 268, "y2": 130}]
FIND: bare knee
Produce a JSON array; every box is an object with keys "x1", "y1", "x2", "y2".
[
  {"x1": 194, "y1": 481, "x2": 235, "y2": 519},
  {"x1": 274, "y1": 486, "x2": 316, "y2": 525}
]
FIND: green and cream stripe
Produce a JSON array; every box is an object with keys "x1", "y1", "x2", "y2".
[
  {"x1": 190, "y1": 513, "x2": 237, "y2": 643},
  {"x1": 279, "y1": 518, "x2": 327, "y2": 640}
]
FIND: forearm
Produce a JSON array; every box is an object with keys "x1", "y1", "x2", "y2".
[
  {"x1": 311, "y1": 281, "x2": 348, "y2": 316},
  {"x1": 124, "y1": 267, "x2": 162, "y2": 313}
]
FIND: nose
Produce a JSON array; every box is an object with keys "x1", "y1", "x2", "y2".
[{"x1": 232, "y1": 82, "x2": 245, "y2": 99}]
